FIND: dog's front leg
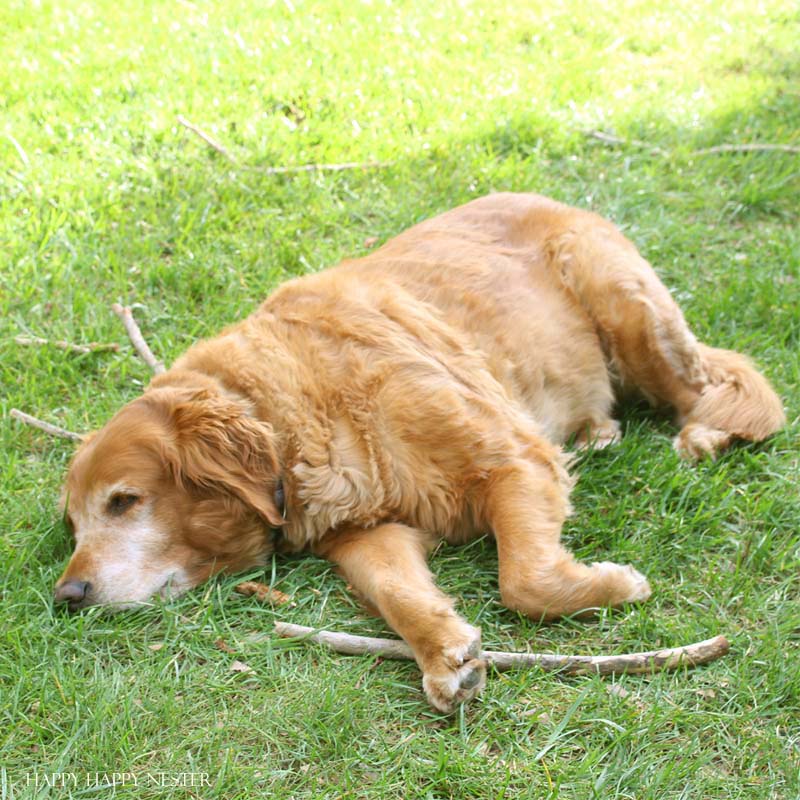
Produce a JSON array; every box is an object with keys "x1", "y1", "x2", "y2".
[
  {"x1": 482, "y1": 458, "x2": 652, "y2": 620},
  {"x1": 315, "y1": 523, "x2": 485, "y2": 713}
]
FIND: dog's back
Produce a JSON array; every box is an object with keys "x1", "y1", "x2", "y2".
[{"x1": 262, "y1": 191, "x2": 784, "y2": 455}]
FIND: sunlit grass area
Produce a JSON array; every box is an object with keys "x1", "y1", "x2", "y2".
[{"x1": 2, "y1": 1, "x2": 798, "y2": 798}]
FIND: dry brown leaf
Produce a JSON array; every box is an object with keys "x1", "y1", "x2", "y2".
[
  {"x1": 235, "y1": 580, "x2": 294, "y2": 606},
  {"x1": 363, "y1": 236, "x2": 379, "y2": 248},
  {"x1": 148, "y1": 643, "x2": 164, "y2": 652},
  {"x1": 520, "y1": 709, "x2": 551, "y2": 724},
  {"x1": 230, "y1": 660, "x2": 255, "y2": 674},
  {"x1": 215, "y1": 638, "x2": 236, "y2": 654}
]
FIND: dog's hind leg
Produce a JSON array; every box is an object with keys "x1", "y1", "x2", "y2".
[
  {"x1": 480, "y1": 454, "x2": 651, "y2": 621},
  {"x1": 315, "y1": 523, "x2": 485, "y2": 714},
  {"x1": 545, "y1": 217, "x2": 785, "y2": 458}
]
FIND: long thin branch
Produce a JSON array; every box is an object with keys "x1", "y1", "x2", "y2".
[
  {"x1": 262, "y1": 160, "x2": 393, "y2": 175},
  {"x1": 13, "y1": 305, "x2": 165, "y2": 442},
  {"x1": 273, "y1": 622, "x2": 730, "y2": 676},
  {"x1": 15, "y1": 335, "x2": 119, "y2": 355},
  {"x1": 10, "y1": 409, "x2": 83, "y2": 441},
  {"x1": 584, "y1": 130, "x2": 668, "y2": 156},
  {"x1": 693, "y1": 143, "x2": 800, "y2": 155},
  {"x1": 585, "y1": 131, "x2": 800, "y2": 158},
  {"x1": 111, "y1": 304, "x2": 166, "y2": 374},
  {"x1": 177, "y1": 115, "x2": 238, "y2": 163},
  {"x1": 176, "y1": 114, "x2": 391, "y2": 174},
  {"x1": 6, "y1": 133, "x2": 30, "y2": 168}
]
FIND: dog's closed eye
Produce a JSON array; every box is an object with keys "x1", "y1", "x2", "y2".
[{"x1": 107, "y1": 493, "x2": 141, "y2": 516}]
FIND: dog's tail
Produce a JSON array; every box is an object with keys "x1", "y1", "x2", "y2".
[{"x1": 543, "y1": 211, "x2": 785, "y2": 458}]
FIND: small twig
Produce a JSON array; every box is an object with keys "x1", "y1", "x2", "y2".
[
  {"x1": 176, "y1": 115, "x2": 238, "y2": 163},
  {"x1": 272, "y1": 622, "x2": 730, "y2": 676},
  {"x1": 111, "y1": 304, "x2": 166, "y2": 374},
  {"x1": 586, "y1": 130, "x2": 629, "y2": 146},
  {"x1": 10, "y1": 409, "x2": 83, "y2": 442},
  {"x1": 693, "y1": 143, "x2": 800, "y2": 155},
  {"x1": 586, "y1": 131, "x2": 800, "y2": 158},
  {"x1": 177, "y1": 114, "x2": 391, "y2": 175},
  {"x1": 585, "y1": 130, "x2": 667, "y2": 156},
  {"x1": 262, "y1": 160, "x2": 393, "y2": 175},
  {"x1": 12, "y1": 307, "x2": 165, "y2": 445},
  {"x1": 14, "y1": 335, "x2": 119, "y2": 355},
  {"x1": 6, "y1": 133, "x2": 30, "y2": 168}
]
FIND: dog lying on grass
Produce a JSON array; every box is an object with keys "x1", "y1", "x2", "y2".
[{"x1": 57, "y1": 192, "x2": 784, "y2": 712}]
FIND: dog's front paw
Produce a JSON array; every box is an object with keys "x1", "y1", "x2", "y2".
[
  {"x1": 575, "y1": 418, "x2": 621, "y2": 451},
  {"x1": 421, "y1": 628, "x2": 486, "y2": 714}
]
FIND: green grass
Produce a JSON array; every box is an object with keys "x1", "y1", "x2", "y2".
[{"x1": 2, "y1": 0, "x2": 799, "y2": 797}]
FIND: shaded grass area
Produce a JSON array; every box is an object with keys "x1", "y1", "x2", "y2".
[{"x1": 2, "y1": 1, "x2": 799, "y2": 797}]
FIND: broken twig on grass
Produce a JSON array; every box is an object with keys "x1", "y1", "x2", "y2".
[
  {"x1": 177, "y1": 114, "x2": 391, "y2": 174},
  {"x1": 6, "y1": 133, "x2": 30, "y2": 168},
  {"x1": 176, "y1": 114, "x2": 239, "y2": 164},
  {"x1": 584, "y1": 130, "x2": 668, "y2": 156},
  {"x1": 111, "y1": 304, "x2": 166, "y2": 374},
  {"x1": 693, "y1": 143, "x2": 800, "y2": 155},
  {"x1": 14, "y1": 335, "x2": 119, "y2": 355},
  {"x1": 586, "y1": 131, "x2": 800, "y2": 158},
  {"x1": 272, "y1": 622, "x2": 731, "y2": 676},
  {"x1": 262, "y1": 160, "x2": 393, "y2": 175},
  {"x1": 10, "y1": 409, "x2": 83, "y2": 442},
  {"x1": 12, "y1": 303, "x2": 165, "y2": 441},
  {"x1": 177, "y1": 115, "x2": 238, "y2": 163}
]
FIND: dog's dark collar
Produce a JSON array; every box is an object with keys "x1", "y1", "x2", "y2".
[{"x1": 270, "y1": 478, "x2": 287, "y2": 549}]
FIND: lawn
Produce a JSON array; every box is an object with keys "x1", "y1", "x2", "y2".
[{"x1": 1, "y1": 0, "x2": 799, "y2": 797}]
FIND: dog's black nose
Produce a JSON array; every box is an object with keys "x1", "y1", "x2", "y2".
[{"x1": 54, "y1": 580, "x2": 91, "y2": 608}]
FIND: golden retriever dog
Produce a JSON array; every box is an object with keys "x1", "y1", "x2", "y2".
[{"x1": 57, "y1": 193, "x2": 784, "y2": 712}]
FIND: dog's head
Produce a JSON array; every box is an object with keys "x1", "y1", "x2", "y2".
[{"x1": 55, "y1": 387, "x2": 284, "y2": 610}]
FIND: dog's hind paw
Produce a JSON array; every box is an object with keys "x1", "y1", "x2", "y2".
[
  {"x1": 422, "y1": 628, "x2": 486, "y2": 714},
  {"x1": 673, "y1": 423, "x2": 732, "y2": 460},
  {"x1": 592, "y1": 561, "x2": 652, "y2": 606}
]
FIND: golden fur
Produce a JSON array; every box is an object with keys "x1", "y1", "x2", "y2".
[{"x1": 58, "y1": 193, "x2": 784, "y2": 712}]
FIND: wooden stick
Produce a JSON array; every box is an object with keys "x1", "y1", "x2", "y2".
[
  {"x1": 12, "y1": 306, "x2": 165, "y2": 443},
  {"x1": 586, "y1": 129, "x2": 629, "y2": 146},
  {"x1": 694, "y1": 143, "x2": 800, "y2": 155},
  {"x1": 10, "y1": 409, "x2": 83, "y2": 441},
  {"x1": 111, "y1": 304, "x2": 166, "y2": 374},
  {"x1": 176, "y1": 113, "x2": 390, "y2": 174},
  {"x1": 6, "y1": 133, "x2": 30, "y2": 168},
  {"x1": 272, "y1": 622, "x2": 730, "y2": 676},
  {"x1": 176, "y1": 115, "x2": 238, "y2": 163},
  {"x1": 587, "y1": 131, "x2": 800, "y2": 157},
  {"x1": 585, "y1": 130, "x2": 667, "y2": 156},
  {"x1": 15, "y1": 335, "x2": 119, "y2": 355},
  {"x1": 262, "y1": 160, "x2": 393, "y2": 175}
]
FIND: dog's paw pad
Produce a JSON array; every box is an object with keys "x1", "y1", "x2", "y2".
[
  {"x1": 423, "y1": 657, "x2": 487, "y2": 714},
  {"x1": 459, "y1": 662, "x2": 484, "y2": 690}
]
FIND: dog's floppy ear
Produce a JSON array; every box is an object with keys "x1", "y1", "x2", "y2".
[{"x1": 163, "y1": 390, "x2": 284, "y2": 527}]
